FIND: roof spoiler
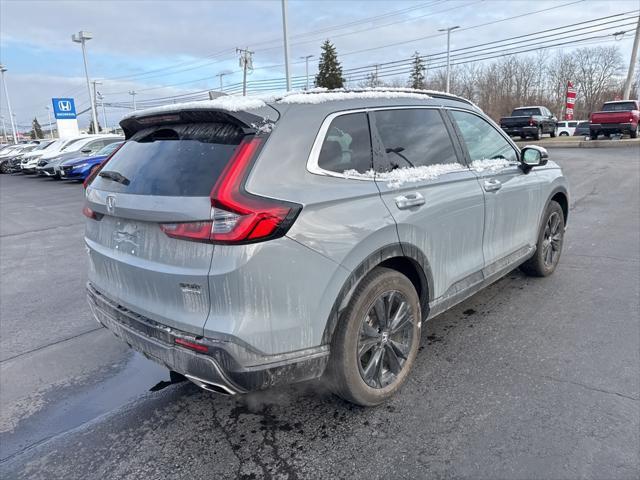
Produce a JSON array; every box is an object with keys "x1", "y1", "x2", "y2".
[{"x1": 119, "y1": 108, "x2": 276, "y2": 140}]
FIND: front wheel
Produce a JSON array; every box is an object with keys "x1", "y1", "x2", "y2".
[
  {"x1": 521, "y1": 201, "x2": 565, "y2": 277},
  {"x1": 590, "y1": 131, "x2": 598, "y2": 140},
  {"x1": 326, "y1": 267, "x2": 421, "y2": 406},
  {"x1": 559, "y1": 132, "x2": 569, "y2": 137}
]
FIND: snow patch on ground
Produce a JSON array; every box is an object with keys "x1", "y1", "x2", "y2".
[
  {"x1": 470, "y1": 158, "x2": 517, "y2": 172},
  {"x1": 345, "y1": 163, "x2": 466, "y2": 188}
]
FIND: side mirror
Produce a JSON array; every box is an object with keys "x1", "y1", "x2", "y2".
[
  {"x1": 521, "y1": 145, "x2": 548, "y2": 170},
  {"x1": 552, "y1": 116, "x2": 557, "y2": 122}
]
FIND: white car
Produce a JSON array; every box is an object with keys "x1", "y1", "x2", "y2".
[{"x1": 556, "y1": 120, "x2": 587, "y2": 137}]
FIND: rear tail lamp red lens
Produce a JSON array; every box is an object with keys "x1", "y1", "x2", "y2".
[
  {"x1": 174, "y1": 338, "x2": 208, "y2": 353},
  {"x1": 160, "y1": 136, "x2": 301, "y2": 245}
]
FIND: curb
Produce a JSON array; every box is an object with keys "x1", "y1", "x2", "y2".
[{"x1": 515, "y1": 139, "x2": 640, "y2": 149}]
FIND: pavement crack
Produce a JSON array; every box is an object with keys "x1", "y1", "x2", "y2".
[
  {"x1": 0, "y1": 222, "x2": 84, "y2": 238},
  {"x1": 0, "y1": 327, "x2": 103, "y2": 364},
  {"x1": 511, "y1": 368, "x2": 639, "y2": 402}
]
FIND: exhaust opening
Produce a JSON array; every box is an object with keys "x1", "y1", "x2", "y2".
[{"x1": 185, "y1": 374, "x2": 237, "y2": 395}]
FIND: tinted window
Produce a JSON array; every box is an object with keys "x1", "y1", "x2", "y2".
[
  {"x1": 602, "y1": 102, "x2": 637, "y2": 112},
  {"x1": 318, "y1": 113, "x2": 372, "y2": 174},
  {"x1": 568, "y1": 122, "x2": 577, "y2": 127},
  {"x1": 373, "y1": 109, "x2": 458, "y2": 172},
  {"x1": 90, "y1": 123, "x2": 245, "y2": 196},
  {"x1": 451, "y1": 110, "x2": 518, "y2": 163},
  {"x1": 577, "y1": 122, "x2": 589, "y2": 127},
  {"x1": 558, "y1": 122, "x2": 567, "y2": 128},
  {"x1": 512, "y1": 108, "x2": 541, "y2": 116}
]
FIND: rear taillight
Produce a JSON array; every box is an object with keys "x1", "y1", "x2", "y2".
[
  {"x1": 174, "y1": 337, "x2": 208, "y2": 353},
  {"x1": 83, "y1": 142, "x2": 125, "y2": 189},
  {"x1": 82, "y1": 206, "x2": 103, "y2": 220},
  {"x1": 160, "y1": 137, "x2": 301, "y2": 245},
  {"x1": 529, "y1": 117, "x2": 534, "y2": 126}
]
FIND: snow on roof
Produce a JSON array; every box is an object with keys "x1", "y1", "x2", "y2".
[
  {"x1": 122, "y1": 87, "x2": 477, "y2": 122},
  {"x1": 121, "y1": 96, "x2": 270, "y2": 121},
  {"x1": 277, "y1": 87, "x2": 432, "y2": 104}
]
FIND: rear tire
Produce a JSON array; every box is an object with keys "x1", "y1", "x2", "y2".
[
  {"x1": 534, "y1": 126, "x2": 542, "y2": 140},
  {"x1": 631, "y1": 125, "x2": 638, "y2": 139},
  {"x1": 559, "y1": 131, "x2": 569, "y2": 137},
  {"x1": 521, "y1": 201, "x2": 565, "y2": 277},
  {"x1": 326, "y1": 267, "x2": 421, "y2": 406},
  {"x1": 550, "y1": 128, "x2": 557, "y2": 138},
  {"x1": 590, "y1": 131, "x2": 598, "y2": 140}
]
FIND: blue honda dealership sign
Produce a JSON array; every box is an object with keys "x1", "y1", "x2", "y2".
[{"x1": 52, "y1": 98, "x2": 77, "y2": 119}]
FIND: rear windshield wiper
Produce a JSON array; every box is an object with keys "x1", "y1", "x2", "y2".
[{"x1": 99, "y1": 170, "x2": 130, "y2": 185}]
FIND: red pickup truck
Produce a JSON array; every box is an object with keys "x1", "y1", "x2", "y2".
[{"x1": 589, "y1": 100, "x2": 639, "y2": 139}]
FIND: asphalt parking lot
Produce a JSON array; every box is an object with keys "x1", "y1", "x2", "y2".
[{"x1": 1, "y1": 147, "x2": 638, "y2": 479}]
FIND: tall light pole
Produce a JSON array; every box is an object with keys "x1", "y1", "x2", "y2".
[
  {"x1": 281, "y1": 0, "x2": 291, "y2": 91},
  {"x1": 45, "y1": 106, "x2": 53, "y2": 139},
  {"x1": 0, "y1": 65, "x2": 18, "y2": 144},
  {"x1": 438, "y1": 26, "x2": 459, "y2": 93},
  {"x1": 71, "y1": 31, "x2": 99, "y2": 135},
  {"x1": 300, "y1": 55, "x2": 314, "y2": 90},
  {"x1": 216, "y1": 71, "x2": 231, "y2": 91},
  {"x1": 129, "y1": 90, "x2": 137, "y2": 111},
  {"x1": 622, "y1": 16, "x2": 640, "y2": 99}
]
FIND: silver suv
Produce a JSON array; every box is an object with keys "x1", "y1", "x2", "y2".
[{"x1": 84, "y1": 89, "x2": 568, "y2": 406}]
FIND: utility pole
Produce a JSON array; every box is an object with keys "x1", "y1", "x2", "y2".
[
  {"x1": 300, "y1": 55, "x2": 314, "y2": 90},
  {"x1": 374, "y1": 64, "x2": 379, "y2": 86},
  {"x1": 0, "y1": 65, "x2": 18, "y2": 144},
  {"x1": 1, "y1": 115, "x2": 7, "y2": 143},
  {"x1": 91, "y1": 80, "x2": 102, "y2": 132},
  {"x1": 622, "y1": 16, "x2": 640, "y2": 99},
  {"x1": 97, "y1": 91, "x2": 108, "y2": 132},
  {"x1": 129, "y1": 90, "x2": 137, "y2": 111},
  {"x1": 71, "y1": 31, "x2": 99, "y2": 136},
  {"x1": 281, "y1": 0, "x2": 291, "y2": 91},
  {"x1": 438, "y1": 25, "x2": 459, "y2": 93},
  {"x1": 236, "y1": 48, "x2": 254, "y2": 96},
  {"x1": 45, "y1": 106, "x2": 53, "y2": 138}
]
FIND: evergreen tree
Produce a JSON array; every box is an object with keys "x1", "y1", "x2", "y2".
[
  {"x1": 31, "y1": 117, "x2": 44, "y2": 139},
  {"x1": 88, "y1": 119, "x2": 102, "y2": 134},
  {"x1": 408, "y1": 51, "x2": 426, "y2": 89},
  {"x1": 315, "y1": 40, "x2": 345, "y2": 89}
]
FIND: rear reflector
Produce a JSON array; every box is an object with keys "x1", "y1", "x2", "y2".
[
  {"x1": 82, "y1": 206, "x2": 102, "y2": 220},
  {"x1": 175, "y1": 338, "x2": 208, "y2": 353},
  {"x1": 160, "y1": 136, "x2": 301, "y2": 245}
]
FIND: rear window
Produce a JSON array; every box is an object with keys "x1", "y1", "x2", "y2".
[
  {"x1": 512, "y1": 108, "x2": 541, "y2": 116},
  {"x1": 602, "y1": 102, "x2": 637, "y2": 112},
  {"x1": 89, "y1": 123, "x2": 245, "y2": 196}
]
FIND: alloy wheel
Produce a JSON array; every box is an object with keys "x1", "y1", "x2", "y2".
[
  {"x1": 357, "y1": 291, "x2": 415, "y2": 389},
  {"x1": 542, "y1": 211, "x2": 562, "y2": 268}
]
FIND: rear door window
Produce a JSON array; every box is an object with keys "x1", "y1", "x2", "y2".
[
  {"x1": 373, "y1": 108, "x2": 459, "y2": 172},
  {"x1": 317, "y1": 113, "x2": 372, "y2": 174},
  {"x1": 90, "y1": 123, "x2": 246, "y2": 196}
]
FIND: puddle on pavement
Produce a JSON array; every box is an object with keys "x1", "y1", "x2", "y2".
[{"x1": 0, "y1": 352, "x2": 177, "y2": 462}]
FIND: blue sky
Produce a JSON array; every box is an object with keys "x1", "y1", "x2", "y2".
[{"x1": 1, "y1": 0, "x2": 637, "y2": 129}]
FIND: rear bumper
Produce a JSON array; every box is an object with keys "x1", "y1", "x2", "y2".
[
  {"x1": 87, "y1": 283, "x2": 329, "y2": 393},
  {"x1": 500, "y1": 125, "x2": 538, "y2": 136},
  {"x1": 590, "y1": 123, "x2": 634, "y2": 134}
]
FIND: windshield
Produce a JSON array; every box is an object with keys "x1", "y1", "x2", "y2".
[
  {"x1": 602, "y1": 102, "x2": 637, "y2": 112},
  {"x1": 96, "y1": 141, "x2": 124, "y2": 156},
  {"x1": 512, "y1": 108, "x2": 541, "y2": 116}
]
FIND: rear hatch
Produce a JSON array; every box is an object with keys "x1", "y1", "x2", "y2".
[{"x1": 84, "y1": 108, "x2": 279, "y2": 335}]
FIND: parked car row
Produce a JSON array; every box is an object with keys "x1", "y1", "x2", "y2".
[{"x1": 0, "y1": 134, "x2": 124, "y2": 180}]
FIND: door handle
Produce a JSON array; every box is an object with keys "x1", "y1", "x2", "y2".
[
  {"x1": 483, "y1": 179, "x2": 502, "y2": 192},
  {"x1": 394, "y1": 192, "x2": 425, "y2": 209}
]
